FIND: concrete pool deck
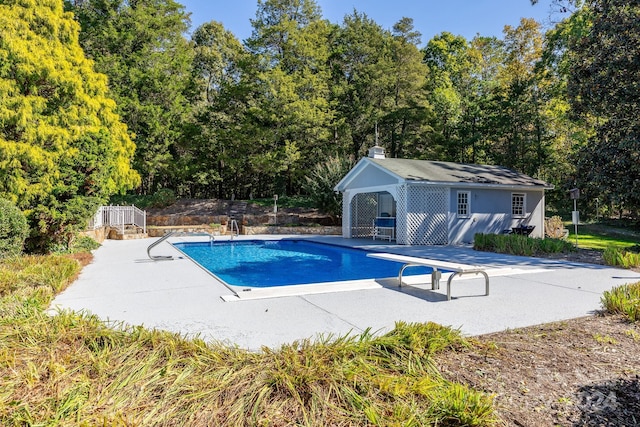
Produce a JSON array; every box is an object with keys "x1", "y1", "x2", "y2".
[{"x1": 50, "y1": 235, "x2": 639, "y2": 350}]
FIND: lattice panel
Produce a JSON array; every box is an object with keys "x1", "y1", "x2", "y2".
[
  {"x1": 395, "y1": 185, "x2": 408, "y2": 244},
  {"x1": 350, "y1": 193, "x2": 378, "y2": 238},
  {"x1": 405, "y1": 186, "x2": 449, "y2": 245},
  {"x1": 341, "y1": 197, "x2": 347, "y2": 233}
]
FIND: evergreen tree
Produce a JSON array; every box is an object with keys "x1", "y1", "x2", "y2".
[
  {"x1": 383, "y1": 18, "x2": 432, "y2": 159},
  {"x1": 186, "y1": 21, "x2": 249, "y2": 198},
  {"x1": 66, "y1": 0, "x2": 195, "y2": 194},
  {"x1": 0, "y1": 0, "x2": 139, "y2": 250},
  {"x1": 423, "y1": 32, "x2": 478, "y2": 161},
  {"x1": 535, "y1": 6, "x2": 593, "y2": 206},
  {"x1": 491, "y1": 18, "x2": 548, "y2": 176},
  {"x1": 329, "y1": 11, "x2": 394, "y2": 158},
  {"x1": 245, "y1": 0, "x2": 333, "y2": 196}
]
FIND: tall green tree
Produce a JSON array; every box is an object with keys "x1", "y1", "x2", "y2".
[
  {"x1": 534, "y1": 4, "x2": 592, "y2": 206},
  {"x1": 186, "y1": 21, "x2": 250, "y2": 198},
  {"x1": 245, "y1": 0, "x2": 333, "y2": 196},
  {"x1": 0, "y1": 0, "x2": 139, "y2": 250},
  {"x1": 382, "y1": 18, "x2": 432, "y2": 159},
  {"x1": 490, "y1": 18, "x2": 549, "y2": 176},
  {"x1": 65, "y1": 0, "x2": 195, "y2": 194},
  {"x1": 569, "y1": 0, "x2": 640, "y2": 215},
  {"x1": 461, "y1": 36, "x2": 505, "y2": 164},
  {"x1": 329, "y1": 11, "x2": 394, "y2": 158},
  {"x1": 423, "y1": 32, "x2": 480, "y2": 162}
]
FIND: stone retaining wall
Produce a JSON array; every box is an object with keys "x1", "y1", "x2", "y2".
[
  {"x1": 147, "y1": 213, "x2": 334, "y2": 227},
  {"x1": 147, "y1": 215, "x2": 227, "y2": 227},
  {"x1": 147, "y1": 225, "x2": 223, "y2": 237},
  {"x1": 81, "y1": 227, "x2": 109, "y2": 243},
  {"x1": 86, "y1": 224, "x2": 340, "y2": 240},
  {"x1": 242, "y1": 225, "x2": 341, "y2": 235},
  {"x1": 146, "y1": 212, "x2": 341, "y2": 238}
]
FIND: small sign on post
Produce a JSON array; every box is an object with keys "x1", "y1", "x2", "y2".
[
  {"x1": 569, "y1": 188, "x2": 580, "y2": 246},
  {"x1": 572, "y1": 210, "x2": 580, "y2": 225},
  {"x1": 569, "y1": 188, "x2": 580, "y2": 200}
]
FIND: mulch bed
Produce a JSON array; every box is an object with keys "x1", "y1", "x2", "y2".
[
  {"x1": 534, "y1": 247, "x2": 606, "y2": 265},
  {"x1": 435, "y1": 314, "x2": 640, "y2": 426},
  {"x1": 433, "y1": 249, "x2": 640, "y2": 426}
]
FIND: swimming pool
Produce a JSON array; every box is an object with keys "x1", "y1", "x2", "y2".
[{"x1": 172, "y1": 239, "x2": 435, "y2": 288}]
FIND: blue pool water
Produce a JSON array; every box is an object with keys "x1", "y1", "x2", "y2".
[{"x1": 172, "y1": 239, "x2": 435, "y2": 288}]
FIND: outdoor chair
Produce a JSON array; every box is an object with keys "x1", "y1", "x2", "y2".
[{"x1": 511, "y1": 225, "x2": 535, "y2": 236}]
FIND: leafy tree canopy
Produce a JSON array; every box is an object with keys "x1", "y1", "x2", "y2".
[
  {"x1": 0, "y1": 0, "x2": 139, "y2": 250},
  {"x1": 65, "y1": 0, "x2": 195, "y2": 194},
  {"x1": 245, "y1": 0, "x2": 333, "y2": 195},
  {"x1": 569, "y1": 0, "x2": 640, "y2": 214}
]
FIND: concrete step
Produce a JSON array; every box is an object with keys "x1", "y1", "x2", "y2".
[
  {"x1": 108, "y1": 226, "x2": 148, "y2": 240},
  {"x1": 110, "y1": 232, "x2": 149, "y2": 240}
]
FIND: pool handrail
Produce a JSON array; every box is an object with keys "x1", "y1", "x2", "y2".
[{"x1": 147, "y1": 231, "x2": 175, "y2": 261}]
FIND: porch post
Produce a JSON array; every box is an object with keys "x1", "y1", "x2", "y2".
[{"x1": 342, "y1": 190, "x2": 353, "y2": 238}]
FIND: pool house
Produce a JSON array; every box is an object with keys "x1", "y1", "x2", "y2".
[{"x1": 334, "y1": 147, "x2": 554, "y2": 245}]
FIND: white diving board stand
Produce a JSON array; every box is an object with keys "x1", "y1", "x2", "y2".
[{"x1": 367, "y1": 253, "x2": 489, "y2": 301}]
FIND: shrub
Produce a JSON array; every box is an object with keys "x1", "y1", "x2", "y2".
[
  {"x1": 109, "y1": 188, "x2": 176, "y2": 210},
  {"x1": 603, "y1": 247, "x2": 640, "y2": 268},
  {"x1": 26, "y1": 196, "x2": 103, "y2": 253},
  {"x1": 601, "y1": 282, "x2": 640, "y2": 322},
  {"x1": 537, "y1": 237, "x2": 575, "y2": 253},
  {"x1": 302, "y1": 155, "x2": 355, "y2": 221},
  {"x1": 0, "y1": 198, "x2": 29, "y2": 258},
  {"x1": 149, "y1": 188, "x2": 176, "y2": 208},
  {"x1": 544, "y1": 215, "x2": 568, "y2": 239},
  {"x1": 50, "y1": 234, "x2": 101, "y2": 255},
  {"x1": 473, "y1": 233, "x2": 575, "y2": 256},
  {"x1": 0, "y1": 254, "x2": 80, "y2": 298}
]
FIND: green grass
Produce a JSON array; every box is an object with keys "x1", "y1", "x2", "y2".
[
  {"x1": 567, "y1": 223, "x2": 640, "y2": 250},
  {"x1": 0, "y1": 253, "x2": 499, "y2": 426},
  {"x1": 566, "y1": 222, "x2": 640, "y2": 268}
]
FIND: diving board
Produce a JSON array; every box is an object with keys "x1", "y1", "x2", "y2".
[{"x1": 367, "y1": 253, "x2": 489, "y2": 300}]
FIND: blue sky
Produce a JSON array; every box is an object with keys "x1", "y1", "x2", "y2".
[{"x1": 179, "y1": 0, "x2": 561, "y2": 45}]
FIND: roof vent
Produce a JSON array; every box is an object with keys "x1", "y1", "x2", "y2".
[{"x1": 368, "y1": 145, "x2": 385, "y2": 159}]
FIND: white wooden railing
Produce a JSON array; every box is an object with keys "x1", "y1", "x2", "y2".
[{"x1": 91, "y1": 205, "x2": 146, "y2": 235}]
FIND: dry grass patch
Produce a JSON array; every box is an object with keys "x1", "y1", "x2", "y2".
[
  {"x1": 1, "y1": 314, "x2": 498, "y2": 426},
  {"x1": 1, "y1": 254, "x2": 498, "y2": 426}
]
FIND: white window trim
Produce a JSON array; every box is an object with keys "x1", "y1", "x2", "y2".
[
  {"x1": 511, "y1": 192, "x2": 526, "y2": 218},
  {"x1": 457, "y1": 191, "x2": 471, "y2": 218}
]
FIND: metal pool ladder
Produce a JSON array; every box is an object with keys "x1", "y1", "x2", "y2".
[
  {"x1": 147, "y1": 231, "x2": 219, "y2": 261},
  {"x1": 147, "y1": 231, "x2": 175, "y2": 261},
  {"x1": 229, "y1": 219, "x2": 239, "y2": 239}
]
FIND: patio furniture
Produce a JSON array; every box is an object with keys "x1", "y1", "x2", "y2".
[
  {"x1": 511, "y1": 225, "x2": 535, "y2": 236},
  {"x1": 372, "y1": 216, "x2": 396, "y2": 241}
]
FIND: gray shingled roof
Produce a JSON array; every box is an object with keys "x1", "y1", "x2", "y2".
[{"x1": 369, "y1": 158, "x2": 552, "y2": 188}]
